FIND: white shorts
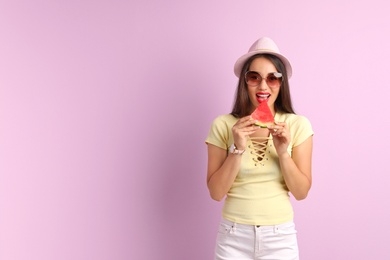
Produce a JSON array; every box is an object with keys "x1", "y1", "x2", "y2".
[{"x1": 215, "y1": 218, "x2": 299, "y2": 260}]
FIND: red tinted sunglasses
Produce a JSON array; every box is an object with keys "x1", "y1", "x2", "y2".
[{"x1": 245, "y1": 71, "x2": 283, "y2": 88}]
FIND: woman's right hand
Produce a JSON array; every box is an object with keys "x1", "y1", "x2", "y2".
[{"x1": 231, "y1": 116, "x2": 259, "y2": 150}]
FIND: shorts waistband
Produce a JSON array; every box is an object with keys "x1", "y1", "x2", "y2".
[{"x1": 221, "y1": 218, "x2": 294, "y2": 231}]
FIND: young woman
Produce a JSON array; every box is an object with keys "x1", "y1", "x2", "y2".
[{"x1": 205, "y1": 37, "x2": 314, "y2": 260}]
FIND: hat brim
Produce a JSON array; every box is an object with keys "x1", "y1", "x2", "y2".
[{"x1": 234, "y1": 50, "x2": 292, "y2": 79}]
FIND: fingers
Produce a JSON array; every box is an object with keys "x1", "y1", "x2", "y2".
[
  {"x1": 271, "y1": 127, "x2": 284, "y2": 136},
  {"x1": 238, "y1": 115, "x2": 256, "y2": 126},
  {"x1": 232, "y1": 116, "x2": 259, "y2": 148},
  {"x1": 269, "y1": 122, "x2": 289, "y2": 137},
  {"x1": 233, "y1": 116, "x2": 257, "y2": 131}
]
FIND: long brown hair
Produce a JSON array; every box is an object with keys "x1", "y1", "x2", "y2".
[{"x1": 230, "y1": 54, "x2": 295, "y2": 118}]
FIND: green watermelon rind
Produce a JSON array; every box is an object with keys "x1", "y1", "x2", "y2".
[{"x1": 254, "y1": 121, "x2": 274, "y2": 128}]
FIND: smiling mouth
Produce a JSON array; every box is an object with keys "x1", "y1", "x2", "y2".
[{"x1": 256, "y1": 93, "x2": 270, "y2": 102}]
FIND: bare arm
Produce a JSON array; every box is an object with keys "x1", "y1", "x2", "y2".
[
  {"x1": 270, "y1": 122, "x2": 313, "y2": 200},
  {"x1": 206, "y1": 116, "x2": 258, "y2": 201},
  {"x1": 279, "y1": 136, "x2": 313, "y2": 200},
  {"x1": 206, "y1": 144, "x2": 241, "y2": 201}
]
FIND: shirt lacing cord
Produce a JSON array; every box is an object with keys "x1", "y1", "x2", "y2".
[{"x1": 248, "y1": 137, "x2": 270, "y2": 166}]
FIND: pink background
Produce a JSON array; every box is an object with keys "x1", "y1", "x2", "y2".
[{"x1": 1, "y1": 1, "x2": 389, "y2": 259}]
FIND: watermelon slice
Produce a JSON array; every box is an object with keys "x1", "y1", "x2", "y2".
[{"x1": 251, "y1": 101, "x2": 274, "y2": 128}]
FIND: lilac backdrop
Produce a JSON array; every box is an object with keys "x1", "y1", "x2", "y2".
[{"x1": 1, "y1": 0, "x2": 389, "y2": 259}]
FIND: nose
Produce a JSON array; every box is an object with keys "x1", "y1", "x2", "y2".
[{"x1": 257, "y1": 78, "x2": 268, "y2": 90}]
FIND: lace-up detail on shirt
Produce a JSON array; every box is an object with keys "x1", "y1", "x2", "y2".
[{"x1": 248, "y1": 136, "x2": 272, "y2": 166}]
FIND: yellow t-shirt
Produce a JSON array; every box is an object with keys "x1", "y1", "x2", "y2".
[{"x1": 205, "y1": 112, "x2": 314, "y2": 225}]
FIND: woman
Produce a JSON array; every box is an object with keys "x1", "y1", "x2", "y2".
[{"x1": 205, "y1": 37, "x2": 314, "y2": 260}]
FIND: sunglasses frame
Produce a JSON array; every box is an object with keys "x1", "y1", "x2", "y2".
[{"x1": 245, "y1": 71, "x2": 283, "y2": 88}]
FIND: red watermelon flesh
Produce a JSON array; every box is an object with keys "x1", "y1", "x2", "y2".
[{"x1": 251, "y1": 101, "x2": 274, "y2": 128}]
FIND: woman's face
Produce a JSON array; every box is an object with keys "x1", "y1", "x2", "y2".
[{"x1": 247, "y1": 57, "x2": 281, "y2": 114}]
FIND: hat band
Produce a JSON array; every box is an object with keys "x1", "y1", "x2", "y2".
[{"x1": 252, "y1": 48, "x2": 278, "y2": 53}]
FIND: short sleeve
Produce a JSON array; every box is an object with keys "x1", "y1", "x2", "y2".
[
  {"x1": 290, "y1": 115, "x2": 314, "y2": 147},
  {"x1": 205, "y1": 115, "x2": 231, "y2": 150}
]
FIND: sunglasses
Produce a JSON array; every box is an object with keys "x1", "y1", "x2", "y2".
[{"x1": 245, "y1": 71, "x2": 283, "y2": 88}]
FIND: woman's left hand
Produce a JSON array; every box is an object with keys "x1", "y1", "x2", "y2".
[{"x1": 269, "y1": 122, "x2": 291, "y2": 156}]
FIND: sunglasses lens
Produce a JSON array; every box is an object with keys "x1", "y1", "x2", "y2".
[
  {"x1": 245, "y1": 71, "x2": 282, "y2": 87},
  {"x1": 266, "y1": 73, "x2": 282, "y2": 88},
  {"x1": 245, "y1": 72, "x2": 261, "y2": 86}
]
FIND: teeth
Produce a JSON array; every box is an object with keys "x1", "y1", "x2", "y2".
[{"x1": 256, "y1": 94, "x2": 269, "y2": 99}]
